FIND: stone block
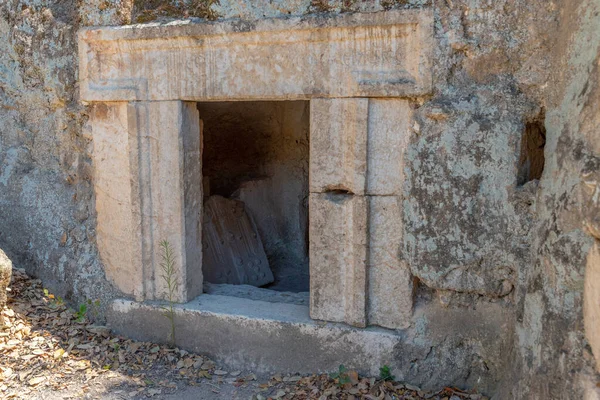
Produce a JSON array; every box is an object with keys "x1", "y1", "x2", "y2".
[
  {"x1": 182, "y1": 103, "x2": 203, "y2": 299},
  {"x1": 310, "y1": 98, "x2": 368, "y2": 195},
  {"x1": 92, "y1": 101, "x2": 201, "y2": 303},
  {"x1": 79, "y1": 10, "x2": 433, "y2": 101},
  {"x1": 366, "y1": 99, "x2": 412, "y2": 196},
  {"x1": 0, "y1": 249, "x2": 12, "y2": 307},
  {"x1": 126, "y1": 101, "x2": 202, "y2": 303},
  {"x1": 202, "y1": 195, "x2": 273, "y2": 286},
  {"x1": 108, "y1": 296, "x2": 404, "y2": 377},
  {"x1": 91, "y1": 102, "x2": 144, "y2": 300},
  {"x1": 368, "y1": 196, "x2": 413, "y2": 329},
  {"x1": 585, "y1": 242, "x2": 600, "y2": 371},
  {"x1": 309, "y1": 193, "x2": 367, "y2": 327}
]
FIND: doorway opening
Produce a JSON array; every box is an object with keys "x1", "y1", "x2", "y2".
[{"x1": 198, "y1": 101, "x2": 310, "y2": 297}]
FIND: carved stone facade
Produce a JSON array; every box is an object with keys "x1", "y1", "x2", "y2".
[
  {"x1": 2, "y1": 1, "x2": 597, "y2": 396},
  {"x1": 81, "y1": 10, "x2": 433, "y2": 329}
]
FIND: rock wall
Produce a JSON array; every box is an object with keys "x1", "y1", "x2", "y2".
[
  {"x1": 0, "y1": 0, "x2": 598, "y2": 397},
  {"x1": 0, "y1": 0, "x2": 127, "y2": 310},
  {"x1": 502, "y1": 1, "x2": 600, "y2": 398}
]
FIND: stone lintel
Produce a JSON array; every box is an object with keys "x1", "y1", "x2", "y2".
[{"x1": 79, "y1": 10, "x2": 433, "y2": 102}]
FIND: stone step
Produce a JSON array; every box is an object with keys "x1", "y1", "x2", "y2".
[{"x1": 107, "y1": 296, "x2": 403, "y2": 377}]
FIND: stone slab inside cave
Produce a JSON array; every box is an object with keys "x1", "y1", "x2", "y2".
[{"x1": 198, "y1": 101, "x2": 310, "y2": 293}]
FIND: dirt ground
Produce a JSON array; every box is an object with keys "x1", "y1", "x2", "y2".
[{"x1": 0, "y1": 269, "x2": 486, "y2": 399}]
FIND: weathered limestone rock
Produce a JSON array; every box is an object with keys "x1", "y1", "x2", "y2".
[
  {"x1": 202, "y1": 195, "x2": 273, "y2": 286},
  {"x1": 501, "y1": 3, "x2": 600, "y2": 397},
  {"x1": 368, "y1": 196, "x2": 413, "y2": 329},
  {"x1": 78, "y1": 10, "x2": 433, "y2": 102},
  {"x1": 309, "y1": 98, "x2": 368, "y2": 194},
  {"x1": 366, "y1": 99, "x2": 412, "y2": 196},
  {"x1": 585, "y1": 242, "x2": 600, "y2": 371},
  {"x1": 309, "y1": 193, "x2": 367, "y2": 327},
  {"x1": 0, "y1": 249, "x2": 12, "y2": 307},
  {"x1": 404, "y1": 86, "x2": 527, "y2": 296},
  {"x1": 91, "y1": 101, "x2": 202, "y2": 302}
]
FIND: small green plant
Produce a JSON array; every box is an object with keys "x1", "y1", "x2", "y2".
[
  {"x1": 379, "y1": 365, "x2": 395, "y2": 382},
  {"x1": 72, "y1": 299, "x2": 100, "y2": 322},
  {"x1": 75, "y1": 303, "x2": 87, "y2": 322},
  {"x1": 159, "y1": 240, "x2": 179, "y2": 346},
  {"x1": 330, "y1": 364, "x2": 351, "y2": 387}
]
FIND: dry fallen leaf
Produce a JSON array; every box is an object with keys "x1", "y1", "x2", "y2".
[{"x1": 28, "y1": 376, "x2": 46, "y2": 386}]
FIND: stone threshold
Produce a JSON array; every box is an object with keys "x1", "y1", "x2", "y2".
[
  {"x1": 203, "y1": 283, "x2": 309, "y2": 306},
  {"x1": 107, "y1": 294, "x2": 404, "y2": 376}
]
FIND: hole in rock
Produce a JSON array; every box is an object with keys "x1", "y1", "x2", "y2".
[
  {"x1": 323, "y1": 186, "x2": 354, "y2": 195},
  {"x1": 198, "y1": 101, "x2": 310, "y2": 294},
  {"x1": 517, "y1": 111, "x2": 546, "y2": 186}
]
